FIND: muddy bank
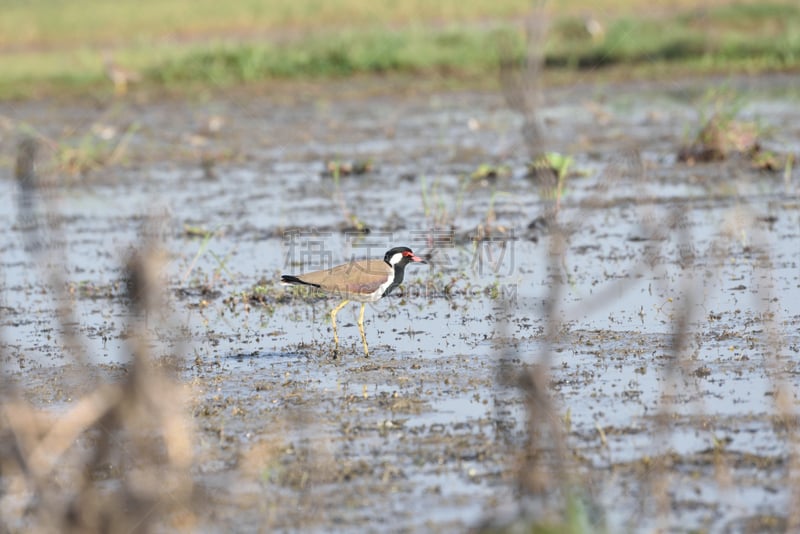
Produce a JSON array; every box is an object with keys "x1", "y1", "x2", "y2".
[{"x1": 1, "y1": 73, "x2": 799, "y2": 531}]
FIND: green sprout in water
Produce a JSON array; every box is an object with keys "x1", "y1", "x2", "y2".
[
  {"x1": 421, "y1": 175, "x2": 467, "y2": 230},
  {"x1": 545, "y1": 152, "x2": 574, "y2": 182},
  {"x1": 470, "y1": 163, "x2": 511, "y2": 181},
  {"x1": 529, "y1": 151, "x2": 574, "y2": 210},
  {"x1": 181, "y1": 225, "x2": 234, "y2": 285}
]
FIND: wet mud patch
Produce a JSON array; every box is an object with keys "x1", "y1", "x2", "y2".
[
  {"x1": 1, "y1": 74, "x2": 799, "y2": 531},
  {"x1": 182, "y1": 345, "x2": 512, "y2": 531}
]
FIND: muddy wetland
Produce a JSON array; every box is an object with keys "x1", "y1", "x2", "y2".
[{"x1": 1, "y1": 73, "x2": 800, "y2": 533}]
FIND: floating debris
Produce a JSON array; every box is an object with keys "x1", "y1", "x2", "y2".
[{"x1": 322, "y1": 159, "x2": 375, "y2": 177}]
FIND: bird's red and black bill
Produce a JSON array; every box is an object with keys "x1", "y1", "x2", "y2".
[{"x1": 403, "y1": 250, "x2": 426, "y2": 263}]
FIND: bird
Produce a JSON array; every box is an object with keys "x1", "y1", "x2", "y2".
[
  {"x1": 281, "y1": 246, "x2": 426, "y2": 356},
  {"x1": 583, "y1": 14, "x2": 605, "y2": 43},
  {"x1": 103, "y1": 52, "x2": 141, "y2": 96}
]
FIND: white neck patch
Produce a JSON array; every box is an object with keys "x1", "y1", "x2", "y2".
[{"x1": 388, "y1": 252, "x2": 405, "y2": 266}]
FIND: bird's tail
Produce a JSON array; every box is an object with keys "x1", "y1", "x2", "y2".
[{"x1": 280, "y1": 275, "x2": 320, "y2": 288}]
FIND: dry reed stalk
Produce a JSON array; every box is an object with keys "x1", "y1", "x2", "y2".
[{"x1": 0, "y1": 135, "x2": 195, "y2": 533}]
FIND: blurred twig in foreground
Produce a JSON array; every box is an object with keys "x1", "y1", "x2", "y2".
[{"x1": 0, "y1": 136, "x2": 195, "y2": 533}]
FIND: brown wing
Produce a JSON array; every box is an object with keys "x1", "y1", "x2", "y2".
[{"x1": 291, "y1": 259, "x2": 391, "y2": 296}]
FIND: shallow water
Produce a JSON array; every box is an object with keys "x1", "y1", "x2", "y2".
[{"x1": 1, "y1": 74, "x2": 799, "y2": 531}]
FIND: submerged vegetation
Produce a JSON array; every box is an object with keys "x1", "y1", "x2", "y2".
[
  {"x1": 678, "y1": 88, "x2": 796, "y2": 171},
  {"x1": 2, "y1": 1, "x2": 800, "y2": 98}
]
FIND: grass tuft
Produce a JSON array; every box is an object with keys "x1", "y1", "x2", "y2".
[{"x1": 3, "y1": 1, "x2": 800, "y2": 98}]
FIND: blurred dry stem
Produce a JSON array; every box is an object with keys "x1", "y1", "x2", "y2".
[
  {"x1": 1, "y1": 136, "x2": 195, "y2": 533},
  {"x1": 498, "y1": 1, "x2": 547, "y2": 158},
  {"x1": 491, "y1": 2, "x2": 798, "y2": 530},
  {"x1": 518, "y1": 224, "x2": 569, "y2": 496},
  {"x1": 494, "y1": 2, "x2": 577, "y2": 522},
  {"x1": 647, "y1": 207, "x2": 697, "y2": 523},
  {"x1": 499, "y1": 1, "x2": 567, "y2": 216}
]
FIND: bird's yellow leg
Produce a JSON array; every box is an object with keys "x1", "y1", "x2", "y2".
[
  {"x1": 357, "y1": 303, "x2": 369, "y2": 357},
  {"x1": 331, "y1": 299, "x2": 350, "y2": 351}
]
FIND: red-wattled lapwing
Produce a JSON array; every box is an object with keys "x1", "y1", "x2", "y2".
[{"x1": 281, "y1": 246, "x2": 426, "y2": 356}]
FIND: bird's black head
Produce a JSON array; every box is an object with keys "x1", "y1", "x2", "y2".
[
  {"x1": 384, "y1": 246, "x2": 426, "y2": 267},
  {"x1": 380, "y1": 246, "x2": 427, "y2": 298}
]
